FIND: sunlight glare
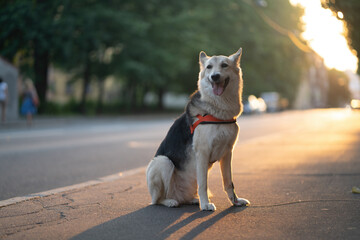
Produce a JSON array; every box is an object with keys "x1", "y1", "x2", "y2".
[
  {"x1": 337, "y1": 11, "x2": 343, "y2": 19},
  {"x1": 289, "y1": 0, "x2": 358, "y2": 72}
]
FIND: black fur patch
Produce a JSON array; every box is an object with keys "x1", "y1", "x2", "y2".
[
  {"x1": 187, "y1": 91, "x2": 201, "y2": 113},
  {"x1": 155, "y1": 113, "x2": 193, "y2": 171}
]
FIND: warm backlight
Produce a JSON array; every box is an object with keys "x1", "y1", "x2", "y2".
[{"x1": 290, "y1": 0, "x2": 358, "y2": 72}]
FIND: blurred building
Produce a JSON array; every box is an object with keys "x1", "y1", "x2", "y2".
[
  {"x1": 48, "y1": 66, "x2": 188, "y2": 109},
  {"x1": 144, "y1": 92, "x2": 188, "y2": 109},
  {"x1": 47, "y1": 67, "x2": 122, "y2": 104},
  {"x1": 346, "y1": 70, "x2": 360, "y2": 99},
  {"x1": 293, "y1": 52, "x2": 328, "y2": 109},
  {"x1": 0, "y1": 57, "x2": 18, "y2": 121}
]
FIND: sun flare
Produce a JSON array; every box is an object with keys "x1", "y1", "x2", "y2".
[{"x1": 290, "y1": 0, "x2": 358, "y2": 72}]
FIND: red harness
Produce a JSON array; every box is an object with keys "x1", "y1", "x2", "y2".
[{"x1": 190, "y1": 114, "x2": 237, "y2": 134}]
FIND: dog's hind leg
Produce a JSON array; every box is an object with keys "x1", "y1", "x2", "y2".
[
  {"x1": 146, "y1": 156, "x2": 179, "y2": 207},
  {"x1": 159, "y1": 199, "x2": 179, "y2": 207},
  {"x1": 187, "y1": 198, "x2": 199, "y2": 205}
]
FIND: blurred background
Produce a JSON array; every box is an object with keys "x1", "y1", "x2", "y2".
[{"x1": 0, "y1": 0, "x2": 359, "y2": 118}]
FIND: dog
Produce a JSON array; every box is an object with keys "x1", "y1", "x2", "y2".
[{"x1": 146, "y1": 48, "x2": 250, "y2": 211}]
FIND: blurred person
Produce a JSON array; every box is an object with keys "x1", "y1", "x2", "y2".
[
  {"x1": 0, "y1": 77, "x2": 8, "y2": 123},
  {"x1": 20, "y1": 79, "x2": 39, "y2": 126}
]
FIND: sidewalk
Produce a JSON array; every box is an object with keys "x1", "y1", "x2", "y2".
[{"x1": 1, "y1": 110, "x2": 360, "y2": 239}]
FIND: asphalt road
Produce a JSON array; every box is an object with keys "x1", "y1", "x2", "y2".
[
  {"x1": 1, "y1": 108, "x2": 360, "y2": 239},
  {"x1": 0, "y1": 109, "x2": 358, "y2": 202}
]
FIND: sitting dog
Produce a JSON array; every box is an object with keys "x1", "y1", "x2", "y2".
[{"x1": 146, "y1": 48, "x2": 250, "y2": 211}]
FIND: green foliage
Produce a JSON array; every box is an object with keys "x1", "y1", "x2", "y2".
[
  {"x1": 182, "y1": 0, "x2": 306, "y2": 102},
  {"x1": 1, "y1": 0, "x2": 308, "y2": 114},
  {"x1": 0, "y1": 0, "x2": 74, "y2": 109}
]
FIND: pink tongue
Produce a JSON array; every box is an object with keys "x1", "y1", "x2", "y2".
[{"x1": 213, "y1": 82, "x2": 225, "y2": 96}]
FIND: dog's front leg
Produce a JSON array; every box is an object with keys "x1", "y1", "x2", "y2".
[
  {"x1": 196, "y1": 152, "x2": 216, "y2": 211},
  {"x1": 220, "y1": 151, "x2": 250, "y2": 207}
]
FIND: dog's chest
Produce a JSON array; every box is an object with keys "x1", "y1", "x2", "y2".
[{"x1": 193, "y1": 123, "x2": 239, "y2": 162}]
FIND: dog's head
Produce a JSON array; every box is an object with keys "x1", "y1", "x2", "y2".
[{"x1": 198, "y1": 48, "x2": 242, "y2": 97}]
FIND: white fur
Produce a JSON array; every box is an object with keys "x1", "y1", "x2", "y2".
[
  {"x1": 146, "y1": 48, "x2": 250, "y2": 211},
  {"x1": 147, "y1": 154, "x2": 198, "y2": 207}
]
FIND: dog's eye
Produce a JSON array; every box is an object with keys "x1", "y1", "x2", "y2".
[
  {"x1": 206, "y1": 65, "x2": 213, "y2": 69},
  {"x1": 221, "y1": 63, "x2": 228, "y2": 68}
]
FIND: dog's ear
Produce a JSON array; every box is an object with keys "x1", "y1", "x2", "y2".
[
  {"x1": 199, "y1": 51, "x2": 209, "y2": 68},
  {"x1": 230, "y1": 48, "x2": 242, "y2": 66}
]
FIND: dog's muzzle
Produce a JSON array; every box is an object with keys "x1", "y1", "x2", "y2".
[{"x1": 210, "y1": 76, "x2": 230, "y2": 96}]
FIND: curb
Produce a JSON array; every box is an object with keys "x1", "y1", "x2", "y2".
[{"x1": 0, "y1": 166, "x2": 146, "y2": 208}]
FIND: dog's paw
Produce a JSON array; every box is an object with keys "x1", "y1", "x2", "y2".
[
  {"x1": 201, "y1": 202, "x2": 216, "y2": 211},
  {"x1": 233, "y1": 198, "x2": 250, "y2": 207},
  {"x1": 161, "y1": 199, "x2": 179, "y2": 208}
]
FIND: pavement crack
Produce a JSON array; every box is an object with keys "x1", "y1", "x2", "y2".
[
  {"x1": 59, "y1": 211, "x2": 67, "y2": 221},
  {"x1": 122, "y1": 182, "x2": 141, "y2": 192},
  {"x1": 0, "y1": 209, "x2": 44, "y2": 218},
  {"x1": 0, "y1": 210, "x2": 67, "y2": 231},
  {"x1": 124, "y1": 186, "x2": 133, "y2": 192},
  {"x1": 0, "y1": 199, "x2": 72, "y2": 219},
  {"x1": 61, "y1": 193, "x2": 75, "y2": 203},
  {"x1": 107, "y1": 182, "x2": 141, "y2": 199},
  {"x1": 67, "y1": 202, "x2": 101, "y2": 210},
  {"x1": 3, "y1": 226, "x2": 36, "y2": 237},
  {"x1": 251, "y1": 199, "x2": 360, "y2": 208}
]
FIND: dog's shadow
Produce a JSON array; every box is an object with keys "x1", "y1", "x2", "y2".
[{"x1": 71, "y1": 205, "x2": 247, "y2": 240}]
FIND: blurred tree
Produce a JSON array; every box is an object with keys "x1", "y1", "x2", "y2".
[
  {"x1": 52, "y1": 0, "x2": 145, "y2": 113},
  {"x1": 115, "y1": 0, "x2": 307, "y2": 107},
  {"x1": 0, "y1": 0, "x2": 65, "y2": 112},
  {"x1": 0, "y1": 0, "x2": 143, "y2": 113},
  {"x1": 327, "y1": 68, "x2": 351, "y2": 107},
  {"x1": 0, "y1": 0, "x2": 308, "y2": 114},
  {"x1": 322, "y1": 0, "x2": 360, "y2": 73},
  {"x1": 113, "y1": 0, "x2": 200, "y2": 110},
  {"x1": 184, "y1": 0, "x2": 306, "y2": 103}
]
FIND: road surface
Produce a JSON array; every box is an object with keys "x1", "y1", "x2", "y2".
[
  {"x1": 0, "y1": 108, "x2": 359, "y2": 239},
  {"x1": 0, "y1": 109, "x2": 359, "y2": 201}
]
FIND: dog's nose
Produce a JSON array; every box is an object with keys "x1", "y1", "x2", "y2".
[{"x1": 211, "y1": 73, "x2": 221, "y2": 82}]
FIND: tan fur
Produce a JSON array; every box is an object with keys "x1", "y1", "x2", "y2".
[{"x1": 146, "y1": 48, "x2": 250, "y2": 211}]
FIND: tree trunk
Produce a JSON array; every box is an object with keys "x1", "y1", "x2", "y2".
[
  {"x1": 33, "y1": 41, "x2": 50, "y2": 113},
  {"x1": 139, "y1": 84, "x2": 149, "y2": 110},
  {"x1": 96, "y1": 78, "x2": 105, "y2": 114},
  {"x1": 80, "y1": 57, "x2": 91, "y2": 114},
  {"x1": 157, "y1": 87, "x2": 165, "y2": 110},
  {"x1": 129, "y1": 80, "x2": 137, "y2": 110}
]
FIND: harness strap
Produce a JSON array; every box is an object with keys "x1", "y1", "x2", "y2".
[{"x1": 190, "y1": 114, "x2": 237, "y2": 134}]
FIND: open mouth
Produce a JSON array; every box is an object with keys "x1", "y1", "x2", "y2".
[{"x1": 211, "y1": 77, "x2": 230, "y2": 96}]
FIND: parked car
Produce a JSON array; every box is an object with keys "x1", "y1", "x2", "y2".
[
  {"x1": 260, "y1": 92, "x2": 280, "y2": 112},
  {"x1": 350, "y1": 99, "x2": 360, "y2": 110},
  {"x1": 243, "y1": 95, "x2": 267, "y2": 114}
]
